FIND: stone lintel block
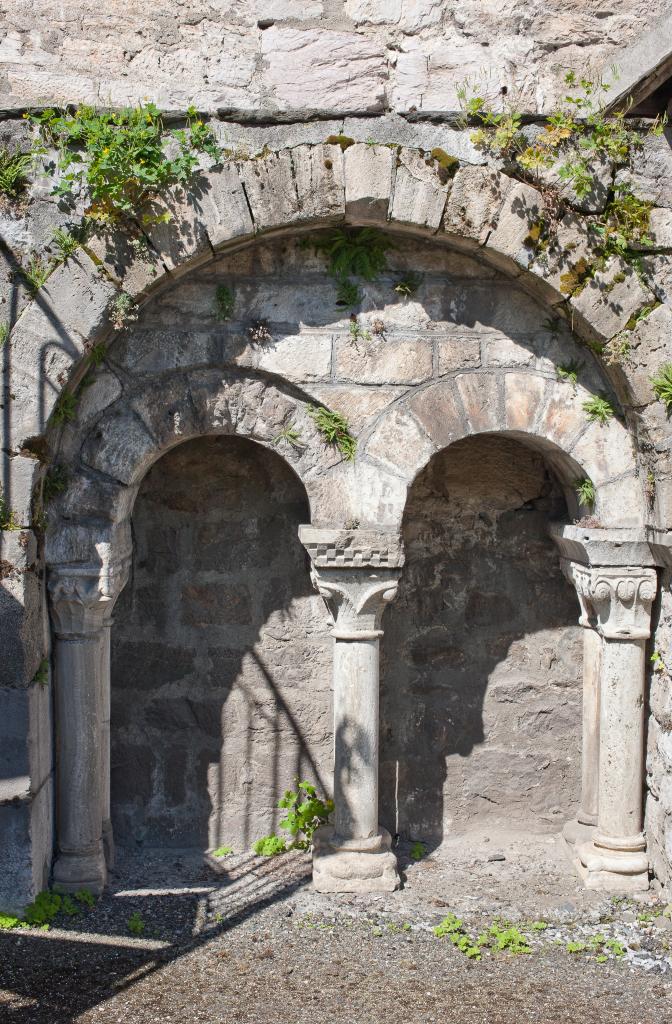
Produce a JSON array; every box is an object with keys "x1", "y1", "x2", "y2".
[
  {"x1": 333, "y1": 335, "x2": 432, "y2": 385},
  {"x1": 388, "y1": 149, "x2": 449, "y2": 232},
  {"x1": 344, "y1": 143, "x2": 395, "y2": 224},
  {"x1": 487, "y1": 180, "x2": 544, "y2": 270},
  {"x1": 348, "y1": 459, "x2": 408, "y2": 531},
  {"x1": 291, "y1": 144, "x2": 345, "y2": 224},
  {"x1": 595, "y1": 474, "x2": 644, "y2": 528},
  {"x1": 298, "y1": 527, "x2": 404, "y2": 569},
  {"x1": 571, "y1": 256, "x2": 655, "y2": 342},
  {"x1": 252, "y1": 332, "x2": 333, "y2": 383},
  {"x1": 142, "y1": 185, "x2": 213, "y2": 274},
  {"x1": 570, "y1": 418, "x2": 637, "y2": 487},
  {"x1": 443, "y1": 166, "x2": 512, "y2": 246},
  {"x1": 549, "y1": 523, "x2": 658, "y2": 568},
  {"x1": 196, "y1": 164, "x2": 254, "y2": 251}
]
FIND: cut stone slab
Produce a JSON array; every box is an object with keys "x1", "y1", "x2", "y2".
[
  {"x1": 571, "y1": 257, "x2": 655, "y2": 342},
  {"x1": 389, "y1": 149, "x2": 449, "y2": 232},
  {"x1": 344, "y1": 143, "x2": 395, "y2": 225},
  {"x1": 443, "y1": 166, "x2": 512, "y2": 247}
]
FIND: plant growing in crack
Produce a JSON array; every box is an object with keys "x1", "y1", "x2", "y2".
[
  {"x1": 51, "y1": 226, "x2": 82, "y2": 264},
  {"x1": 0, "y1": 146, "x2": 33, "y2": 199},
  {"x1": 582, "y1": 393, "x2": 614, "y2": 425},
  {"x1": 651, "y1": 364, "x2": 672, "y2": 413},
  {"x1": 335, "y1": 279, "x2": 362, "y2": 309},
  {"x1": 556, "y1": 359, "x2": 583, "y2": 390},
  {"x1": 43, "y1": 465, "x2": 68, "y2": 504},
  {"x1": 273, "y1": 424, "x2": 306, "y2": 451},
  {"x1": 349, "y1": 315, "x2": 371, "y2": 347},
  {"x1": 574, "y1": 477, "x2": 596, "y2": 509},
  {"x1": 253, "y1": 781, "x2": 333, "y2": 856},
  {"x1": 394, "y1": 273, "x2": 422, "y2": 298},
  {"x1": 22, "y1": 254, "x2": 53, "y2": 295},
  {"x1": 52, "y1": 390, "x2": 79, "y2": 425},
  {"x1": 214, "y1": 284, "x2": 235, "y2": 321},
  {"x1": 110, "y1": 291, "x2": 139, "y2": 331},
  {"x1": 308, "y1": 405, "x2": 357, "y2": 461}
]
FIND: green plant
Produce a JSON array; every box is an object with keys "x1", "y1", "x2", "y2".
[
  {"x1": 22, "y1": 254, "x2": 53, "y2": 294},
  {"x1": 51, "y1": 226, "x2": 81, "y2": 263},
  {"x1": 394, "y1": 273, "x2": 422, "y2": 298},
  {"x1": 273, "y1": 425, "x2": 305, "y2": 451},
  {"x1": 43, "y1": 465, "x2": 68, "y2": 503},
  {"x1": 651, "y1": 650, "x2": 666, "y2": 674},
  {"x1": 85, "y1": 342, "x2": 106, "y2": 368},
  {"x1": 605, "y1": 938, "x2": 626, "y2": 957},
  {"x1": 214, "y1": 284, "x2": 235, "y2": 321},
  {"x1": 325, "y1": 134, "x2": 355, "y2": 151},
  {"x1": 127, "y1": 911, "x2": 145, "y2": 935},
  {"x1": 212, "y1": 845, "x2": 233, "y2": 858},
  {"x1": 0, "y1": 146, "x2": 32, "y2": 198},
  {"x1": 596, "y1": 186, "x2": 653, "y2": 257},
  {"x1": 0, "y1": 487, "x2": 20, "y2": 531},
  {"x1": 32, "y1": 103, "x2": 220, "y2": 223},
  {"x1": 433, "y1": 913, "x2": 483, "y2": 960},
  {"x1": 253, "y1": 835, "x2": 287, "y2": 857},
  {"x1": 651, "y1": 363, "x2": 672, "y2": 413},
  {"x1": 410, "y1": 841, "x2": 426, "y2": 861},
  {"x1": 110, "y1": 291, "x2": 138, "y2": 331},
  {"x1": 483, "y1": 922, "x2": 532, "y2": 955},
  {"x1": 23, "y1": 890, "x2": 62, "y2": 928},
  {"x1": 75, "y1": 889, "x2": 96, "y2": 908},
  {"x1": 0, "y1": 322, "x2": 8, "y2": 347},
  {"x1": 61, "y1": 895, "x2": 80, "y2": 917},
  {"x1": 277, "y1": 782, "x2": 334, "y2": 849},
  {"x1": 307, "y1": 227, "x2": 394, "y2": 283},
  {"x1": 52, "y1": 390, "x2": 78, "y2": 425},
  {"x1": 582, "y1": 393, "x2": 614, "y2": 425},
  {"x1": 335, "y1": 279, "x2": 362, "y2": 308},
  {"x1": 529, "y1": 921, "x2": 548, "y2": 931},
  {"x1": 566, "y1": 939, "x2": 588, "y2": 954},
  {"x1": 308, "y1": 405, "x2": 357, "y2": 461},
  {"x1": 32, "y1": 658, "x2": 49, "y2": 687},
  {"x1": 556, "y1": 360, "x2": 583, "y2": 389},
  {"x1": 0, "y1": 913, "x2": 20, "y2": 930},
  {"x1": 349, "y1": 315, "x2": 371, "y2": 345},
  {"x1": 574, "y1": 477, "x2": 596, "y2": 508}
]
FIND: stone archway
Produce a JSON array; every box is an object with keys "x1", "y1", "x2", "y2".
[{"x1": 15, "y1": 143, "x2": 666, "y2": 898}]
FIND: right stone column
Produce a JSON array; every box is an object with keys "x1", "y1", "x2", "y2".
[{"x1": 576, "y1": 565, "x2": 657, "y2": 892}]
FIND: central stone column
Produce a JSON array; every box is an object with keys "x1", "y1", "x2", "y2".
[{"x1": 299, "y1": 527, "x2": 402, "y2": 893}]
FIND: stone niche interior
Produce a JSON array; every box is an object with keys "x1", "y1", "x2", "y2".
[{"x1": 105, "y1": 230, "x2": 592, "y2": 854}]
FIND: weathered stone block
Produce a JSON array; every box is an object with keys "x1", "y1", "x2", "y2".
[
  {"x1": 486, "y1": 180, "x2": 544, "y2": 270},
  {"x1": 406, "y1": 382, "x2": 466, "y2": 448},
  {"x1": 437, "y1": 336, "x2": 481, "y2": 373},
  {"x1": 571, "y1": 257, "x2": 655, "y2": 342},
  {"x1": 195, "y1": 164, "x2": 254, "y2": 250},
  {"x1": 443, "y1": 166, "x2": 511, "y2": 246},
  {"x1": 344, "y1": 144, "x2": 395, "y2": 224},
  {"x1": 142, "y1": 185, "x2": 213, "y2": 274},
  {"x1": 570, "y1": 419, "x2": 638, "y2": 486},
  {"x1": 0, "y1": 535, "x2": 43, "y2": 688},
  {"x1": 83, "y1": 231, "x2": 165, "y2": 300},
  {"x1": 535, "y1": 382, "x2": 591, "y2": 455},
  {"x1": 238, "y1": 150, "x2": 299, "y2": 232},
  {"x1": 364, "y1": 406, "x2": 435, "y2": 477},
  {"x1": 250, "y1": 332, "x2": 332, "y2": 383},
  {"x1": 81, "y1": 408, "x2": 157, "y2": 485},
  {"x1": 456, "y1": 372, "x2": 503, "y2": 434},
  {"x1": 334, "y1": 335, "x2": 432, "y2": 384},
  {"x1": 623, "y1": 304, "x2": 672, "y2": 407},
  {"x1": 291, "y1": 144, "x2": 345, "y2": 224},
  {"x1": 389, "y1": 150, "x2": 449, "y2": 232},
  {"x1": 504, "y1": 372, "x2": 547, "y2": 433}
]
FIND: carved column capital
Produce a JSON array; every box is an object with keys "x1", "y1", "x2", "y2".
[
  {"x1": 561, "y1": 559, "x2": 595, "y2": 628},
  {"x1": 49, "y1": 558, "x2": 130, "y2": 639},
  {"x1": 587, "y1": 567, "x2": 657, "y2": 641},
  {"x1": 299, "y1": 527, "x2": 403, "y2": 639}
]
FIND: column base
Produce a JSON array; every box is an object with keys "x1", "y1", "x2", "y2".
[
  {"x1": 53, "y1": 846, "x2": 107, "y2": 895},
  {"x1": 574, "y1": 838, "x2": 649, "y2": 893},
  {"x1": 102, "y1": 820, "x2": 115, "y2": 870},
  {"x1": 312, "y1": 826, "x2": 400, "y2": 893}
]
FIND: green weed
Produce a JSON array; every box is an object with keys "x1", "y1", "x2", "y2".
[
  {"x1": 214, "y1": 284, "x2": 235, "y2": 321},
  {"x1": 127, "y1": 912, "x2": 145, "y2": 935},
  {"x1": 582, "y1": 393, "x2": 614, "y2": 425},
  {"x1": 574, "y1": 477, "x2": 596, "y2": 508},
  {"x1": 308, "y1": 405, "x2": 357, "y2": 461},
  {"x1": 651, "y1": 363, "x2": 672, "y2": 413}
]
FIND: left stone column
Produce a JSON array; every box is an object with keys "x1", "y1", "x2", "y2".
[
  {"x1": 299, "y1": 527, "x2": 403, "y2": 893},
  {"x1": 48, "y1": 566, "x2": 121, "y2": 894}
]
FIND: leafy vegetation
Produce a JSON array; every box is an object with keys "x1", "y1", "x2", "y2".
[
  {"x1": 556, "y1": 359, "x2": 583, "y2": 390},
  {"x1": 127, "y1": 911, "x2": 145, "y2": 935},
  {"x1": 214, "y1": 284, "x2": 235, "y2": 321},
  {"x1": 410, "y1": 841, "x2": 426, "y2": 861},
  {"x1": 51, "y1": 226, "x2": 81, "y2": 263},
  {"x1": 433, "y1": 913, "x2": 484, "y2": 959},
  {"x1": 308, "y1": 405, "x2": 357, "y2": 461},
  {"x1": 212, "y1": 845, "x2": 233, "y2": 858},
  {"x1": 335, "y1": 279, "x2": 362, "y2": 308},
  {"x1": 110, "y1": 291, "x2": 138, "y2": 331},
  {"x1": 309, "y1": 227, "x2": 393, "y2": 281},
  {"x1": 394, "y1": 273, "x2": 422, "y2": 298},
  {"x1": 52, "y1": 390, "x2": 78, "y2": 425},
  {"x1": 272, "y1": 425, "x2": 305, "y2": 451},
  {"x1": 0, "y1": 322, "x2": 9, "y2": 347},
  {"x1": 582, "y1": 393, "x2": 615, "y2": 425},
  {"x1": 22, "y1": 254, "x2": 53, "y2": 294},
  {"x1": 0, "y1": 146, "x2": 32, "y2": 198},
  {"x1": 32, "y1": 658, "x2": 49, "y2": 687},
  {"x1": 651, "y1": 363, "x2": 672, "y2": 413},
  {"x1": 43, "y1": 465, "x2": 68, "y2": 504},
  {"x1": 348, "y1": 315, "x2": 371, "y2": 345},
  {"x1": 0, "y1": 913, "x2": 20, "y2": 930},
  {"x1": 32, "y1": 103, "x2": 220, "y2": 224},
  {"x1": 0, "y1": 487, "x2": 20, "y2": 531},
  {"x1": 253, "y1": 781, "x2": 333, "y2": 856},
  {"x1": 575, "y1": 477, "x2": 596, "y2": 508}
]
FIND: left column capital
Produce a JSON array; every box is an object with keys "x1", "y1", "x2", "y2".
[
  {"x1": 299, "y1": 527, "x2": 403, "y2": 638},
  {"x1": 48, "y1": 559, "x2": 130, "y2": 639}
]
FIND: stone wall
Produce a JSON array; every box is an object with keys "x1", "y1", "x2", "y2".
[
  {"x1": 380, "y1": 435, "x2": 581, "y2": 843},
  {"x1": 111, "y1": 434, "x2": 333, "y2": 851},
  {"x1": 0, "y1": 1, "x2": 668, "y2": 115}
]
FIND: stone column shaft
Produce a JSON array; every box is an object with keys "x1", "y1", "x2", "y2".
[
  {"x1": 100, "y1": 617, "x2": 114, "y2": 868},
  {"x1": 299, "y1": 527, "x2": 403, "y2": 893},
  {"x1": 578, "y1": 625, "x2": 601, "y2": 826}
]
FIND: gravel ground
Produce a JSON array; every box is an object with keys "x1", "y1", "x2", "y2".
[{"x1": 2, "y1": 829, "x2": 671, "y2": 1024}]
